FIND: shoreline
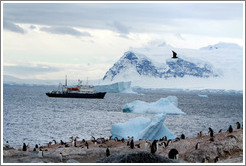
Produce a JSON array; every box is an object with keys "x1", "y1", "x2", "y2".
[{"x1": 3, "y1": 128, "x2": 243, "y2": 163}]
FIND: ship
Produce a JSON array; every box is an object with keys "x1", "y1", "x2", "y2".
[{"x1": 46, "y1": 76, "x2": 106, "y2": 99}]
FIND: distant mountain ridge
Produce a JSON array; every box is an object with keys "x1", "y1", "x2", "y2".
[{"x1": 103, "y1": 51, "x2": 219, "y2": 81}]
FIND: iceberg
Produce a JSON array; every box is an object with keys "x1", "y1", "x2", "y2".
[
  {"x1": 94, "y1": 81, "x2": 135, "y2": 93},
  {"x1": 123, "y1": 96, "x2": 185, "y2": 115},
  {"x1": 111, "y1": 114, "x2": 176, "y2": 140}
]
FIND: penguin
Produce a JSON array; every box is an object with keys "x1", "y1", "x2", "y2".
[
  {"x1": 35, "y1": 144, "x2": 38, "y2": 149},
  {"x1": 60, "y1": 140, "x2": 65, "y2": 145},
  {"x1": 82, "y1": 139, "x2": 85, "y2": 143},
  {"x1": 27, "y1": 143, "x2": 30, "y2": 151},
  {"x1": 59, "y1": 152, "x2": 63, "y2": 162},
  {"x1": 236, "y1": 122, "x2": 241, "y2": 129},
  {"x1": 85, "y1": 141, "x2": 89, "y2": 149},
  {"x1": 163, "y1": 141, "x2": 168, "y2": 148},
  {"x1": 23, "y1": 143, "x2": 27, "y2": 151},
  {"x1": 164, "y1": 136, "x2": 167, "y2": 141},
  {"x1": 74, "y1": 136, "x2": 79, "y2": 147},
  {"x1": 214, "y1": 156, "x2": 220, "y2": 163},
  {"x1": 33, "y1": 148, "x2": 36, "y2": 151},
  {"x1": 208, "y1": 128, "x2": 214, "y2": 137},
  {"x1": 145, "y1": 141, "x2": 149, "y2": 149},
  {"x1": 52, "y1": 140, "x2": 57, "y2": 145},
  {"x1": 228, "y1": 125, "x2": 233, "y2": 133},
  {"x1": 121, "y1": 138, "x2": 125, "y2": 143},
  {"x1": 209, "y1": 137, "x2": 214, "y2": 142},
  {"x1": 167, "y1": 139, "x2": 172, "y2": 146},
  {"x1": 218, "y1": 129, "x2": 222, "y2": 133},
  {"x1": 127, "y1": 136, "x2": 130, "y2": 146},
  {"x1": 172, "y1": 50, "x2": 178, "y2": 59},
  {"x1": 5, "y1": 141, "x2": 9, "y2": 149},
  {"x1": 202, "y1": 157, "x2": 209, "y2": 163},
  {"x1": 168, "y1": 148, "x2": 179, "y2": 160},
  {"x1": 109, "y1": 136, "x2": 112, "y2": 140},
  {"x1": 106, "y1": 148, "x2": 110, "y2": 157},
  {"x1": 180, "y1": 134, "x2": 185, "y2": 139},
  {"x1": 135, "y1": 143, "x2": 140, "y2": 148},
  {"x1": 130, "y1": 138, "x2": 134, "y2": 149},
  {"x1": 151, "y1": 140, "x2": 157, "y2": 154},
  {"x1": 91, "y1": 136, "x2": 95, "y2": 141},
  {"x1": 38, "y1": 150, "x2": 43, "y2": 158},
  {"x1": 195, "y1": 142, "x2": 200, "y2": 150},
  {"x1": 114, "y1": 137, "x2": 118, "y2": 142}
]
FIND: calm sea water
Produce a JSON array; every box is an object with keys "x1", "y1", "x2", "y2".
[{"x1": 3, "y1": 85, "x2": 243, "y2": 147}]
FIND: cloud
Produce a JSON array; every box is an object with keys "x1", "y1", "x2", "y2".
[
  {"x1": 3, "y1": 20, "x2": 25, "y2": 34},
  {"x1": 112, "y1": 21, "x2": 129, "y2": 34},
  {"x1": 40, "y1": 26, "x2": 92, "y2": 37},
  {"x1": 3, "y1": 64, "x2": 60, "y2": 76},
  {"x1": 29, "y1": 25, "x2": 36, "y2": 29}
]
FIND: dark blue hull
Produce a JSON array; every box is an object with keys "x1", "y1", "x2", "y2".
[{"x1": 46, "y1": 92, "x2": 106, "y2": 99}]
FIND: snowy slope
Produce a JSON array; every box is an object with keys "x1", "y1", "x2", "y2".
[{"x1": 102, "y1": 42, "x2": 243, "y2": 90}]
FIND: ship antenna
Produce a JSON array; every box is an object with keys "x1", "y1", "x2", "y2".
[{"x1": 65, "y1": 75, "x2": 67, "y2": 86}]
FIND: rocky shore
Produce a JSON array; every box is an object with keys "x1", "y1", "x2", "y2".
[{"x1": 3, "y1": 128, "x2": 243, "y2": 163}]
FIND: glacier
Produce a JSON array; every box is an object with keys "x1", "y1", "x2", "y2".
[
  {"x1": 111, "y1": 113, "x2": 176, "y2": 140},
  {"x1": 123, "y1": 96, "x2": 185, "y2": 115},
  {"x1": 94, "y1": 81, "x2": 135, "y2": 93}
]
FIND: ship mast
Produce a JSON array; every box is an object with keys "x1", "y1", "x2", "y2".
[{"x1": 65, "y1": 75, "x2": 67, "y2": 86}]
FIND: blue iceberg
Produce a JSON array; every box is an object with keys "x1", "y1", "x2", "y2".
[
  {"x1": 123, "y1": 96, "x2": 185, "y2": 115},
  {"x1": 111, "y1": 114, "x2": 176, "y2": 140}
]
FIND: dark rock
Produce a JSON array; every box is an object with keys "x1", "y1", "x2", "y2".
[{"x1": 97, "y1": 151, "x2": 179, "y2": 163}]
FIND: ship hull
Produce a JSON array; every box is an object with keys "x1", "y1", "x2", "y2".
[{"x1": 46, "y1": 92, "x2": 106, "y2": 99}]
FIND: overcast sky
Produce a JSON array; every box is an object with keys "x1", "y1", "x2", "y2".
[{"x1": 2, "y1": 2, "x2": 244, "y2": 80}]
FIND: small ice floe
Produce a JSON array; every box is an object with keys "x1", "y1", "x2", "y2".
[
  {"x1": 111, "y1": 113, "x2": 176, "y2": 140},
  {"x1": 198, "y1": 94, "x2": 208, "y2": 98},
  {"x1": 123, "y1": 96, "x2": 185, "y2": 115}
]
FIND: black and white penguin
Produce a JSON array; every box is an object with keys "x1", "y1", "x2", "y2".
[
  {"x1": 168, "y1": 148, "x2": 179, "y2": 160},
  {"x1": 52, "y1": 140, "x2": 57, "y2": 145},
  {"x1": 202, "y1": 157, "x2": 209, "y2": 163},
  {"x1": 85, "y1": 141, "x2": 89, "y2": 149},
  {"x1": 195, "y1": 142, "x2": 200, "y2": 150},
  {"x1": 208, "y1": 128, "x2": 214, "y2": 137},
  {"x1": 218, "y1": 129, "x2": 222, "y2": 133},
  {"x1": 151, "y1": 140, "x2": 157, "y2": 154},
  {"x1": 130, "y1": 137, "x2": 134, "y2": 149},
  {"x1": 106, "y1": 148, "x2": 110, "y2": 157},
  {"x1": 180, "y1": 134, "x2": 185, "y2": 139},
  {"x1": 228, "y1": 125, "x2": 233, "y2": 133},
  {"x1": 214, "y1": 156, "x2": 220, "y2": 163},
  {"x1": 121, "y1": 138, "x2": 125, "y2": 143},
  {"x1": 35, "y1": 144, "x2": 38, "y2": 149},
  {"x1": 23, "y1": 143, "x2": 27, "y2": 151},
  {"x1": 236, "y1": 122, "x2": 241, "y2": 129},
  {"x1": 59, "y1": 152, "x2": 63, "y2": 162},
  {"x1": 5, "y1": 141, "x2": 9, "y2": 149},
  {"x1": 167, "y1": 139, "x2": 172, "y2": 146}
]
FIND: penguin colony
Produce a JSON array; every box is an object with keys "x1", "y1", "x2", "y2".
[{"x1": 12, "y1": 121, "x2": 241, "y2": 163}]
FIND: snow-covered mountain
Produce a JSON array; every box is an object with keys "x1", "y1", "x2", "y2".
[
  {"x1": 103, "y1": 51, "x2": 219, "y2": 81},
  {"x1": 102, "y1": 42, "x2": 243, "y2": 90}
]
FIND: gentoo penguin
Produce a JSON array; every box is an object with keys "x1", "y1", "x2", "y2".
[
  {"x1": 127, "y1": 136, "x2": 130, "y2": 146},
  {"x1": 85, "y1": 141, "x2": 89, "y2": 149},
  {"x1": 35, "y1": 144, "x2": 38, "y2": 149},
  {"x1": 236, "y1": 122, "x2": 241, "y2": 129},
  {"x1": 60, "y1": 140, "x2": 65, "y2": 145},
  {"x1": 218, "y1": 129, "x2": 222, "y2": 133},
  {"x1": 23, "y1": 143, "x2": 27, "y2": 151},
  {"x1": 121, "y1": 138, "x2": 125, "y2": 143},
  {"x1": 106, "y1": 148, "x2": 110, "y2": 157},
  {"x1": 27, "y1": 143, "x2": 30, "y2": 151},
  {"x1": 202, "y1": 157, "x2": 209, "y2": 163},
  {"x1": 228, "y1": 125, "x2": 233, "y2": 133},
  {"x1": 214, "y1": 156, "x2": 220, "y2": 163},
  {"x1": 151, "y1": 140, "x2": 157, "y2": 154},
  {"x1": 52, "y1": 140, "x2": 57, "y2": 145},
  {"x1": 208, "y1": 128, "x2": 214, "y2": 137},
  {"x1": 195, "y1": 142, "x2": 200, "y2": 150},
  {"x1": 180, "y1": 134, "x2": 185, "y2": 139},
  {"x1": 168, "y1": 148, "x2": 179, "y2": 160},
  {"x1": 167, "y1": 139, "x2": 172, "y2": 146},
  {"x1": 5, "y1": 141, "x2": 9, "y2": 148},
  {"x1": 59, "y1": 152, "x2": 63, "y2": 162},
  {"x1": 130, "y1": 138, "x2": 134, "y2": 149}
]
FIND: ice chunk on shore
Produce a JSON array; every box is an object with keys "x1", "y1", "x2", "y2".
[
  {"x1": 111, "y1": 114, "x2": 176, "y2": 140},
  {"x1": 94, "y1": 81, "x2": 135, "y2": 93},
  {"x1": 198, "y1": 94, "x2": 208, "y2": 98},
  {"x1": 123, "y1": 96, "x2": 185, "y2": 115}
]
